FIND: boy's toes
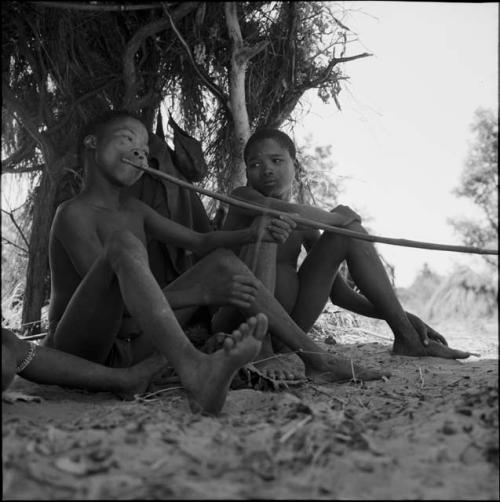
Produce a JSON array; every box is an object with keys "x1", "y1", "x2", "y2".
[
  {"x1": 223, "y1": 336, "x2": 236, "y2": 352},
  {"x1": 232, "y1": 329, "x2": 243, "y2": 343},
  {"x1": 429, "y1": 340, "x2": 470, "y2": 359},
  {"x1": 253, "y1": 313, "x2": 268, "y2": 340}
]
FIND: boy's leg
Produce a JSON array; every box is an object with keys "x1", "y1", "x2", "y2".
[
  {"x1": 292, "y1": 222, "x2": 470, "y2": 359},
  {"x1": 97, "y1": 231, "x2": 267, "y2": 415},
  {"x1": 3, "y1": 328, "x2": 166, "y2": 398},
  {"x1": 211, "y1": 242, "x2": 305, "y2": 383},
  {"x1": 177, "y1": 249, "x2": 386, "y2": 382},
  {"x1": 45, "y1": 250, "x2": 126, "y2": 364}
]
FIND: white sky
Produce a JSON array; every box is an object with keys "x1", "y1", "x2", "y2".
[{"x1": 291, "y1": 1, "x2": 498, "y2": 287}]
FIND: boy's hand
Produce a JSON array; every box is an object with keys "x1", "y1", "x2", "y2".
[
  {"x1": 330, "y1": 205, "x2": 362, "y2": 227},
  {"x1": 201, "y1": 274, "x2": 259, "y2": 309},
  {"x1": 406, "y1": 311, "x2": 448, "y2": 347},
  {"x1": 250, "y1": 215, "x2": 296, "y2": 244}
]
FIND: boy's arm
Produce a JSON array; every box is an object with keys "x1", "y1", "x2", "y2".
[
  {"x1": 139, "y1": 197, "x2": 294, "y2": 256},
  {"x1": 52, "y1": 204, "x2": 105, "y2": 277},
  {"x1": 231, "y1": 186, "x2": 361, "y2": 228}
]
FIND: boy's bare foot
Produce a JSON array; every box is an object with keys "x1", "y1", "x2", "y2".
[
  {"x1": 183, "y1": 314, "x2": 268, "y2": 415},
  {"x1": 116, "y1": 352, "x2": 169, "y2": 399},
  {"x1": 393, "y1": 337, "x2": 470, "y2": 359},
  {"x1": 251, "y1": 352, "x2": 306, "y2": 386},
  {"x1": 304, "y1": 353, "x2": 390, "y2": 384}
]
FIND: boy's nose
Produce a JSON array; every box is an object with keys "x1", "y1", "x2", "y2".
[
  {"x1": 262, "y1": 163, "x2": 274, "y2": 176},
  {"x1": 131, "y1": 149, "x2": 147, "y2": 161}
]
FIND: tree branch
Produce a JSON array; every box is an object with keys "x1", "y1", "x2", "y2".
[
  {"x1": 1, "y1": 163, "x2": 45, "y2": 175},
  {"x1": 2, "y1": 208, "x2": 30, "y2": 250},
  {"x1": 162, "y1": 2, "x2": 231, "y2": 114},
  {"x1": 2, "y1": 81, "x2": 52, "y2": 160},
  {"x1": 1, "y1": 237, "x2": 28, "y2": 255},
  {"x1": 122, "y1": 2, "x2": 199, "y2": 109},
  {"x1": 300, "y1": 52, "x2": 372, "y2": 91},
  {"x1": 46, "y1": 79, "x2": 119, "y2": 136},
  {"x1": 225, "y1": 2, "x2": 268, "y2": 68},
  {"x1": 31, "y1": 1, "x2": 166, "y2": 11},
  {"x1": 1, "y1": 140, "x2": 37, "y2": 173}
]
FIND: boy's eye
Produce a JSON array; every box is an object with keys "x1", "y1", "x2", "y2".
[{"x1": 273, "y1": 159, "x2": 283, "y2": 164}]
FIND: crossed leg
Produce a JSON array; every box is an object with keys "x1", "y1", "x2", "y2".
[
  {"x1": 44, "y1": 231, "x2": 266, "y2": 415},
  {"x1": 178, "y1": 248, "x2": 387, "y2": 383}
]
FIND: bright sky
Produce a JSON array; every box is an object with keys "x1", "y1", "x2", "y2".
[{"x1": 291, "y1": 1, "x2": 498, "y2": 287}]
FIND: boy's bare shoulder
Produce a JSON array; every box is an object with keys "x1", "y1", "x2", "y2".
[
  {"x1": 54, "y1": 197, "x2": 86, "y2": 220},
  {"x1": 52, "y1": 197, "x2": 94, "y2": 235}
]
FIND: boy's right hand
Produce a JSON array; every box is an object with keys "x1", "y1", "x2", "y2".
[
  {"x1": 250, "y1": 214, "x2": 296, "y2": 244},
  {"x1": 330, "y1": 205, "x2": 362, "y2": 227}
]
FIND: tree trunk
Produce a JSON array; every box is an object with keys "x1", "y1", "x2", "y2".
[
  {"x1": 224, "y1": 2, "x2": 268, "y2": 193},
  {"x1": 21, "y1": 164, "x2": 62, "y2": 335}
]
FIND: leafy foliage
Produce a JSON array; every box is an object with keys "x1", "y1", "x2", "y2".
[{"x1": 449, "y1": 108, "x2": 498, "y2": 267}]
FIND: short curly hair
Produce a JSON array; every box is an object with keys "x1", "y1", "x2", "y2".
[
  {"x1": 78, "y1": 109, "x2": 145, "y2": 165},
  {"x1": 243, "y1": 128, "x2": 296, "y2": 164}
]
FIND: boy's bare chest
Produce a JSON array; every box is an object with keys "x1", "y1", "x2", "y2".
[{"x1": 91, "y1": 208, "x2": 146, "y2": 245}]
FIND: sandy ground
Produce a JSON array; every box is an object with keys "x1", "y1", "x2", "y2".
[{"x1": 2, "y1": 315, "x2": 498, "y2": 500}]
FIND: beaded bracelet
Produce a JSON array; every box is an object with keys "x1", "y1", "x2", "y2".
[{"x1": 16, "y1": 341, "x2": 37, "y2": 373}]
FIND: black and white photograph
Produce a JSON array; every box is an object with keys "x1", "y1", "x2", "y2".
[{"x1": 2, "y1": 1, "x2": 498, "y2": 499}]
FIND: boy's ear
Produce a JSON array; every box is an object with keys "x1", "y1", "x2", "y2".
[{"x1": 83, "y1": 135, "x2": 97, "y2": 149}]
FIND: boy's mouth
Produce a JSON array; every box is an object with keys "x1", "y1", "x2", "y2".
[
  {"x1": 121, "y1": 157, "x2": 146, "y2": 169},
  {"x1": 261, "y1": 177, "x2": 276, "y2": 185}
]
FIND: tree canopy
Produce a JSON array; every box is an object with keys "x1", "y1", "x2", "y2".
[{"x1": 2, "y1": 1, "x2": 371, "y2": 331}]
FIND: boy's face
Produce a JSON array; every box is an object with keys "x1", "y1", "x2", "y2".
[
  {"x1": 245, "y1": 138, "x2": 295, "y2": 198},
  {"x1": 85, "y1": 116, "x2": 149, "y2": 187}
]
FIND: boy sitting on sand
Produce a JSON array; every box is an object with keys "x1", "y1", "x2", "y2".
[
  {"x1": 44, "y1": 110, "x2": 396, "y2": 395},
  {"x1": 222, "y1": 128, "x2": 471, "y2": 369},
  {"x1": 42, "y1": 109, "x2": 283, "y2": 415}
]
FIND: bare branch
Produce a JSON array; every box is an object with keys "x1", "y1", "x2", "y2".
[
  {"x1": 236, "y1": 41, "x2": 269, "y2": 66},
  {"x1": 225, "y1": 2, "x2": 268, "y2": 67},
  {"x1": 1, "y1": 163, "x2": 44, "y2": 175},
  {"x1": 122, "y1": 2, "x2": 199, "y2": 109},
  {"x1": 1, "y1": 140, "x2": 36, "y2": 173},
  {"x1": 332, "y1": 16, "x2": 352, "y2": 32},
  {"x1": 2, "y1": 81, "x2": 52, "y2": 160},
  {"x1": 162, "y1": 2, "x2": 231, "y2": 113},
  {"x1": 1, "y1": 237, "x2": 28, "y2": 255},
  {"x1": 300, "y1": 52, "x2": 372, "y2": 90},
  {"x1": 1, "y1": 208, "x2": 30, "y2": 250},
  {"x1": 46, "y1": 79, "x2": 119, "y2": 136},
  {"x1": 30, "y1": 1, "x2": 167, "y2": 11}
]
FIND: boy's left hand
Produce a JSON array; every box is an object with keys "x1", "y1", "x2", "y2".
[
  {"x1": 406, "y1": 311, "x2": 448, "y2": 346},
  {"x1": 331, "y1": 205, "x2": 362, "y2": 226},
  {"x1": 251, "y1": 214, "x2": 296, "y2": 244}
]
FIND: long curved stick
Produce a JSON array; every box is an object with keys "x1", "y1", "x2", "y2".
[{"x1": 122, "y1": 158, "x2": 498, "y2": 256}]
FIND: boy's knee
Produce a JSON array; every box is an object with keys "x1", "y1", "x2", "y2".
[
  {"x1": 211, "y1": 248, "x2": 250, "y2": 276},
  {"x1": 106, "y1": 230, "x2": 146, "y2": 270}
]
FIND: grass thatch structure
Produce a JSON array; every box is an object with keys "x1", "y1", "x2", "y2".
[{"x1": 424, "y1": 266, "x2": 497, "y2": 323}]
